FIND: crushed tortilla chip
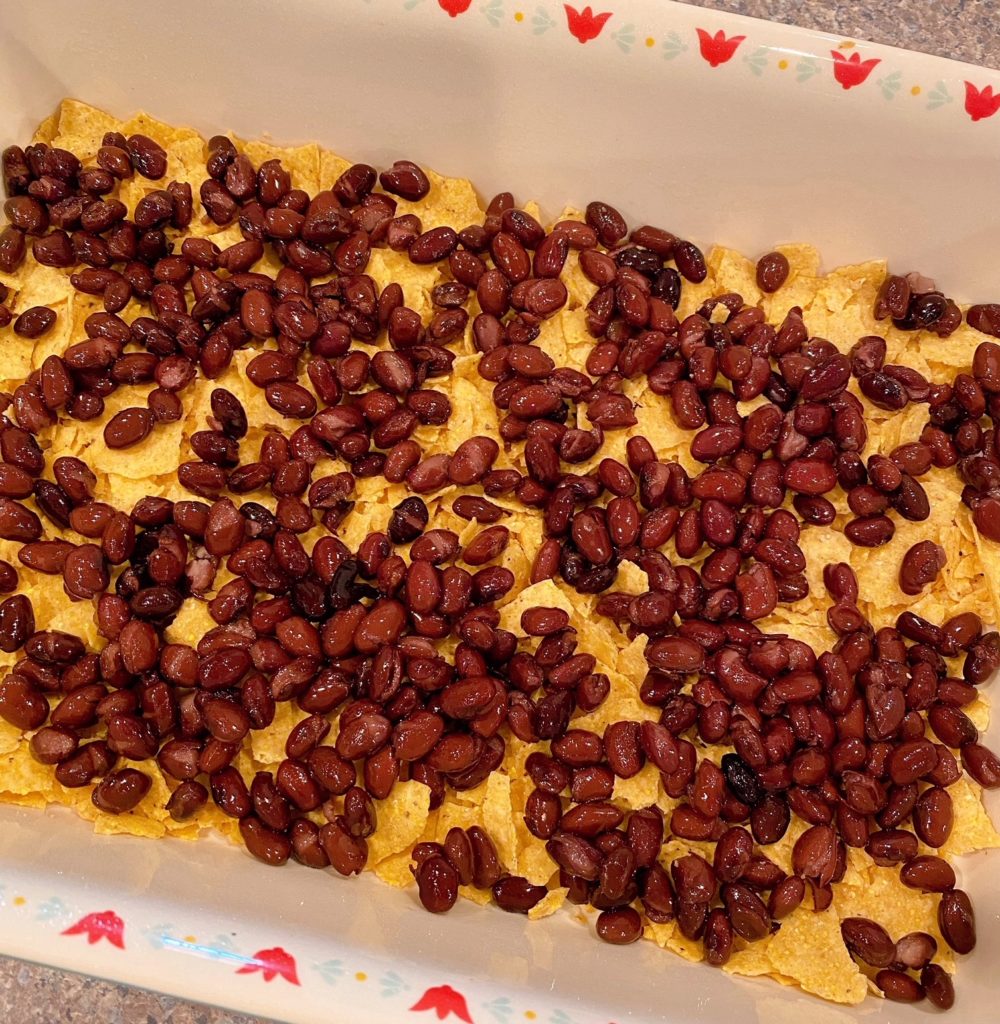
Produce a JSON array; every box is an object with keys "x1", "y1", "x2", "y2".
[
  {"x1": 366, "y1": 781, "x2": 431, "y2": 864},
  {"x1": 528, "y1": 887, "x2": 568, "y2": 920},
  {"x1": 482, "y1": 772, "x2": 519, "y2": 873},
  {"x1": 727, "y1": 902, "x2": 867, "y2": 1005},
  {"x1": 835, "y1": 865, "x2": 955, "y2": 973}
]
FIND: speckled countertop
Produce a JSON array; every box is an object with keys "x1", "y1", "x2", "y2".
[
  {"x1": 681, "y1": 0, "x2": 998, "y2": 69},
  {"x1": 2, "y1": 2, "x2": 997, "y2": 1023}
]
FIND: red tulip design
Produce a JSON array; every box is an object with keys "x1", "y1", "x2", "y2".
[
  {"x1": 438, "y1": 0, "x2": 473, "y2": 15},
  {"x1": 236, "y1": 947, "x2": 300, "y2": 985},
  {"x1": 563, "y1": 5, "x2": 612, "y2": 44},
  {"x1": 964, "y1": 82, "x2": 1000, "y2": 122},
  {"x1": 830, "y1": 50, "x2": 881, "y2": 90},
  {"x1": 61, "y1": 911, "x2": 125, "y2": 949},
  {"x1": 410, "y1": 984, "x2": 474, "y2": 1022},
  {"x1": 696, "y1": 28, "x2": 745, "y2": 68}
]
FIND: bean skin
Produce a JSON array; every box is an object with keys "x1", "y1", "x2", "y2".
[
  {"x1": 938, "y1": 889, "x2": 976, "y2": 953},
  {"x1": 416, "y1": 855, "x2": 459, "y2": 913},
  {"x1": 92, "y1": 769, "x2": 151, "y2": 813},
  {"x1": 875, "y1": 969, "x2": 925, "y2": 1003},
  {"x1": 841, "y1": 917, "x2": 895, "y2": 967},
  {"x1": 756, "y1": 251, "x2": 789, "y2": 292},
  {"x1": 596, "y1": 907, "x2": 643, "y2": 945},
  {"x1": 921, "y1": 964, "x2": 955, "y2": 1010}
]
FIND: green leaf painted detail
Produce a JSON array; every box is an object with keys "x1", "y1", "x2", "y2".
[
  {"x1": 613, "y1": 23, "x2": 636, "y2": 54},
  {"x1": 484, "y1": 996, "x2": 514, "y2": 1022},
  {"x1": 314, "y1": 959, "x2": 346, "y2": 985},
  {"x1": 927, "y1": 80, "x2": 953, "y2": 110},
  {"x1": 661, "y1": 30, "x2": 688, "y2": 60},
  {"x1": 35, "y1": 897, "x2": 70, "y2": 923},
  {"x1": 796, "y1": 56, "x2": 820, "y2": 83},
  {"x1": 380, "y1": 970, "x2": 409, "y2": 997},
  {"x1": 141, "y1": 923, "x2": 176, "y2": 950},
  {"x1": 878, "y1": 70, "x2": 902, "y2": 100},
  {"x1": 482, "y1": 0, "x2": 504, "y2": 27},
  {"x1": 744, "y1": 46, "x2": 768, "y2": 77},
  {"x1": 532, "y1": 4, "x2": 555, "y2": 34}
]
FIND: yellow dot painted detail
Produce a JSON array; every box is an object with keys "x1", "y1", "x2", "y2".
[
  {"x1": 355, "y1": 972, "x2": 368, "y2": 982},
  {"x1": 12, "y1": 897, "x2": 25, "y2": 907},
  {"x1": 645, "y1": 37, "x2": 655, "y2": 48},
  {"x1": 839, "y1": 40, "x2": 856, "y2": 49},
  {"x1": 514, "y1": 11, "x2": 523, "y2": 22},
  {"x1": 911, "y1": 85, "x2": 922, "y2": 95},
  {"x1": 184, "y1": 935, "x2": 197, "y2": 944},
  {"x1": 524, "y1": 1013, "x2": 537, "y2": 1021},
  {"x1": 778, "y1": 58, "x2": 789, "y2": 70}
]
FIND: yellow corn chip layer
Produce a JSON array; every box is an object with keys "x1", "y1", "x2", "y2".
[{"x1": 0, "y1": 100, "x2": 996, "y2": 1009}]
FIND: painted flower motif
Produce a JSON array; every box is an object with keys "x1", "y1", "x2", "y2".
[
  {"x1": 964, "y1": 82, "x2": 1000, "y2": 121},
  {"x1": 696, "y1": 28, "x2": 745, "y2": 67},
  {"x1": 438, "y1": 0, "x2": 473, "y2": 15},
  {"x1": 563, "y1": 5, "x2": 612, "y2": 44},
  {"x1": 830, "y1": 50, "x2": 880, "y2": 90},
  {"x1": 235, "y1": 946, "x2": 301, "y2": 985},
  {"x1": 61, "y1": 911, "x2": 125, "y2": 949},
  {"x1": 411, "y1": 984, "x2": 474, "y2": 1022}
]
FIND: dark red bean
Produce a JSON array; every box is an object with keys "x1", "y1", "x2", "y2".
[
  {"x1": 167, "y1": 781, "x2": 208, "y2": 821},
  {"x1": 320, "y1": 818, "x2": 368, "y2": 876},
  {"x1": 722, "y1": 883, "x2": 771, "y2": 941},
  {"x1": 701, "y1": 908, "x2": 733, "y2": 966},
  {"x1": 415, "y1": 855, "x2": 460, "y2": 913},
  {"x1": 845, "y1": 514, "x2": 895, "y2": 547},
  {"x1": 899, "y1": 540, "x2": 946, "y2": 596},
  {"x1": 938, "y1": 889, "x2": 976, "y2": 953},
  {"x1": 768, "y1": 876, "x2": 804, "y2": 920},
  {"x1": 585, "y1": 201, "x2": 627, "y2": 247},
  {"x1": 92, "y1": 768, "x2": 151, "y2": 814},
  {"x1": 410, "y1": 227, "x2": 458, "y2": 265},
  {"x1": 0, "y1": 675, "x2": 48, "y2": 729},
  {"x1": 913, "y1": 787, "x2": 953, "y2": 848},
  {"x1": 595, "y1": 907, "x2": 642, "y2": 945},
  {"x1": 492, "y1": 876, "x2": 547, "y2": 913},
  {"x1": 13, "y1": 306, "x2": 56, "y2": 339},
  {"x1": 961, "y1": 743, "x2": 1000, "y2": 788},
  {"x1": 900, "y1": 855, "x2": 956, "y2": 893},
  {"x1": 125, "y1": 135, "x2": 167, "y2": 178},
  {"x1": 673, "y1": 240, "x2": 707, "y2": 283},
  {"x1": 841, "y1": 917, "x2": 895, "y2": 967},
  {"x1": 867, "y1": 829, "x2": 919, "y2": 866},
  {"x1": 63, "y1": 544, "x2": 110, "y2": 600},
  {"x1": 921, "y1": 964, "x2": 955, "y2": 1010},
  {"x1": 875, "y1": 969, "x2": 925, "y2": 1003},
  {"x1": 756, "y1": 251, "x2": 789, "y2": 292},
  {"x1": 791, "y1": 824, "x2": 837, "y2": 884}
]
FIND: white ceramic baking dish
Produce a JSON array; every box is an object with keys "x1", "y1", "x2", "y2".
[{"x1": 0, "y1": 1, "x2": 997, "y2": 1021}]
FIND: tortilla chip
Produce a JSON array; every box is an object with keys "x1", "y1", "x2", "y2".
[
  {"x1": 482, "y1": 772, "x2": 519, "y2": 872},
  {"x1": 936, "y1": 777, "x2": 1000, "y2": 858},
  {"x1": 367, "y1": 781, "x2": 431, "y2": 864},
  {"x1": 528, "y1": 887, "x2": 568, "y2": 920},
  {"x1": 727, "y1": 906, "x2": 867, "y2": 1005}
]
